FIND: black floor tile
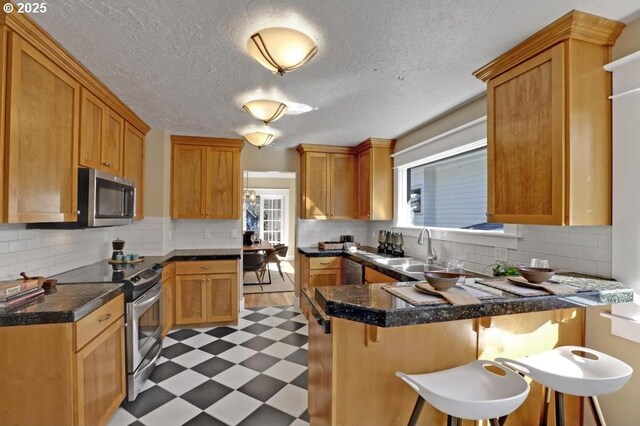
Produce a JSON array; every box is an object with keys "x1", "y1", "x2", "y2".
[
  {"x1": 240, "y1": 353, "x2": 280, "y2": 373},
  {"x1": 244, "y1": 312, "x2": 270, "y2": 322},
  {"x1": 276, "y1": 320, "x2": 305, "y2": 332},
  {"x1": 161, "y1": 342, "x2": 196, "y2": 359},
  {"x1": 237, "y1": 374, "x2": 287, "y2": 402},
  {"x1": 183, "y1": 412, "x2": 228, "y2": 426},
  {"x1": 192, "y1": 357, "x2": 235, "y2": 378},
  {"x1": 242, "y1": 323, "x2": 272, "y2": 335},
  {"x1": 200, "y1": 339, "x2": 236, "y2": 356},
  {"x1": 128, "y1": 421, "x2": 145, "y2": 426},
  {"x1": 300, "y1": 409, "x2": 310, "y2": 422},
  {"x1": 285, "y1": 348, "x2": 308, "y2": 367},
  {"x1": 181, "y1": 380, "x2": 233, "y2": 409},
  {"x1": 122, "y1": 386, "x2": 176, "y2": 418},
  {"x1": 280, "y1": 333, "x2": 307, "y2": 348},
  {"x1": 274, "y1": 310, "x2": 298, "y2": 319},
  {"x1": 241, "y1": 336, "x2": 277, "y2": 351},
  {"x1": 148, "y1": 360, "x2": 186, "y2": 383},
  {"x1": 237, "y1": 404, "x2": 295, "y2": 426},
  {"x1": 291, "y1": 370, "x2": 308, "y2": 390},
  {"x1": 205, "y1": 326, "x2": 237, "y2": 338},
  {"x1": 168, "y1": 328, "x2": 200, "y2": 341}
]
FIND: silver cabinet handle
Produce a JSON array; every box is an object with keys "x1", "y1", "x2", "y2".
[
  {"x1": 201, "y1": 266, "x2": 212, "y2": 270},
  {"x1": 98, "y1": 313, "x2": 112, "y2": 322}
]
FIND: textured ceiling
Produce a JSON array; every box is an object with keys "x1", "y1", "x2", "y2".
[{"x1": 33, "y1": 0, "x2": 640, "y2": 148}]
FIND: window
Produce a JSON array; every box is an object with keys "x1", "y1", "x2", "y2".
[
  {"x1": 403, "y1": 147, "x2": 502, "y2": 231},
  {"x1": 243, "y1": 190, "x2": 288, "y2": 244}
]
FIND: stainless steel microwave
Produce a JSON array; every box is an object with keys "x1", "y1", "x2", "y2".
[{"x1": 30, "y1": 168, "x2": 136, "y2": 229}]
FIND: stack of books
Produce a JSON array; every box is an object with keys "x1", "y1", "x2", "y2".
[{"x1": 0, "y1": 279, "x2": 45, "y2": 312}]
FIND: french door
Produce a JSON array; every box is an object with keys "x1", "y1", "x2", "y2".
[{"x1": 243, "y1": 190, "x2": 288, "y2": 245}]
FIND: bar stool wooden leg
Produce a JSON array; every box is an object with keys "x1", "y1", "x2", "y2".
[
  {"x1": 588, "y1": 396, "x2": 606, "y2": 426},
  {"x1": 554, "y1": 391, "x2": 565, "y2": 426},
  {"x1": 490, "y1": 418, "x2": 500, "y2": 426},
  {"x1": 498, "y1": 415, "x2": 508, "y2": 426},
  {"x1": 539, "y1": 386, "x2": 550, "y2": 426},
  {"x1": 407, "y1": 396, "x2": 424, "y2": 426}
]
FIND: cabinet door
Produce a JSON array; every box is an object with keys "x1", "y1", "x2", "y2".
[
  {"x1": 162, "y1": 276, "x2": 174, "y2": 336},
  {"x1": 79, "y1": 88, "x2": 105, "y2": 170},
  {"x1": 172, "y1": 144, "x2": 207, "y2": 219},
  {"x1": 356, "y1": 149, "x2": 372, "y2": 220},
  {"x1": 487, "y1": 44, "x2": 564, "y2": 225},
  {"x1": 206, "y1": 273, "x2": 238, "y2": 323},
  {"x1": 6, "y1": 33, "x2": 80, "y2": 223},
  {"x1": 123, "y1": 123, "x2": 145, "y2": 219},
  {"x1": 75, "y1": 317, "x2": 126, "y2": 426},
  {"x1": 329, "y1": 154, "x2": 355, "y2": 219},
  {"x1": 309, "y1": 269, "x2": 343, "y2": 287},
  {"x1": 364, "y1": 267, "x2": 395, "y2": 284},
  {"x1": 102, "y1": 108, "x2": 124, "y2": 175},
  {"x1": 302, "y1": 152, "x2": 330, "y2": 219},
  {"x1": 175, "y1": 274, "x2": 207, "y2": 324},
  {"x1": 206, "y1": 147, "x2": 239, "y2": 219}
]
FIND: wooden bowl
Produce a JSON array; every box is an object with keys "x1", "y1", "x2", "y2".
[
  {"x1": 517, "y1": 266, "x2": 555, "y2": 284},
  {"x1": 423, "y1": 271, "x2": 461, "y2": 291}
]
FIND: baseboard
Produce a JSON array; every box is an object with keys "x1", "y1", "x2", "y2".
[{"x1": 293, "y1": 296, "x2": 300, "y2": 308}]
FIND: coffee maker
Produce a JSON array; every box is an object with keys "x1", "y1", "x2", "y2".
[{"x1": 112, "y1": 238, "x2": 125, "y2": 260}]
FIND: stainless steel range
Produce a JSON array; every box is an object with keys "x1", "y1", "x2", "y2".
[{"x1": 53, "y1": 260, "x2": 164, "y2": 401}]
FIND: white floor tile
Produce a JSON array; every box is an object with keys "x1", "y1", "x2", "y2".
[
  {"x1": 212, "y1": 364, "x2": 260, "y2": 389},
  {"x1": 220, "y1": 330, "x2": 255, "y2": 345},
  {"x1": 263, "y1": 360, "x2": 306, "y2": 383},
  {"x1": 107, "y1": 408, "x2": 136, "y2": 426},
  {"x1": 157, "y1": 369, "x2": 208, "y2": 396},
  {"x1": 290, "y1": 314, "x2": 307, "y2": 323},
  {"x1": 162, "y1": 337, "x2": 178, "y2": 348},
  {"x1": 262, "y1": 342, "x2": 298, "y2": 359},
  {"x1": 287, "y1": 306, "x2": 302, "y2": 313},
  {"x1": 180, "y1": 333, "x2": 217, "y2": 348},
  {"x1": 239, "y1": 309, "x2": 254, "y2": 318},
  {"x1": 257, "y1": 306, "x2": 284, "y2": 316},
  {"x1": 141, "y1": 378, "x2": 156, "y2": 392},
  {"x1": 205, "y1": 391, "x2": 261, "y2": 425},
  {"x1": 259, "y1": 327, "x2": 291, "y2": 341},
  {"x1": 217, "y1": 345, "x2": 258, "y2": 363},
  {"x1": 258, "y1": 316, "x2": 287, "y2": 327},
  {"x1": 156, "y1": 356, "x2": 168, "y2": 365},
  {"x1": 290, "y1": 420, "x2": 310, "y2": 426},
  {"x1": 138, "y1": 397, "x2": 200, "y2": 426},
  {"x1": 171, "y1": 349, "x2": 213, "y2": 368},
  {"x1": 301, "y1": 343, "x2": 308, "y2": 350},
  {"x1": 230, "y1": 318, "x2": 253, "y2": 329},
  {"x1": 296, "y1": 325, "x2": 309, "y2": 336},
  {"x1": 266, "y1": 384, "x2": 308, "y2": 417}
]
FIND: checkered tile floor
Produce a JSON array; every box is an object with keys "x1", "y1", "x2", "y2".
[{"x1": 108, "y1": 306, "x2": 309, "y2": 426}]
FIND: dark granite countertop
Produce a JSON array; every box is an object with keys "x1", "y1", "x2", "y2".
[
  {"x1": 310, "y1": 280, "x2": 633, "y2": 328},
  {"x1": 0, "y1": 283, "x2": 124, "y2": 327},
  {"x1": 149, "y1": 248, "x2": 243, "y2": 265}
]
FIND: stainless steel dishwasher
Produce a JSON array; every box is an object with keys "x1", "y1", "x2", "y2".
[{"x1": 343, "y1": 258, "x2": 364, "y2": 284}]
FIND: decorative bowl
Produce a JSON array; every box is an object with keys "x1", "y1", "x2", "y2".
[
  {"x1": 517, "y1": 266, "x2": 555, "y2": 284},
  {"x1": 423, "y1": 271, "x2": 462, "y2": 291}
]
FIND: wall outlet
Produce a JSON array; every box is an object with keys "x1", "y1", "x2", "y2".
[
  {"x1": 494, "y1": 247, "x2": 508, "y2": 262},
  {"x1": 204, "y1": 230, "x2": 212, "y2": 239}
]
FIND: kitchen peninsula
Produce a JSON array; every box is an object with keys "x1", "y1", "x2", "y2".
[{"x1": 301, "y1": 248, "x2": 633, "y2": 426}]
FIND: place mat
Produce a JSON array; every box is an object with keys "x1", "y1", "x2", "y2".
[
  {"x1": 383, "y1": 280, "x2": 502, "y2": 306},
  {"x1": 476, "y1": 278, "x2": 584, "y2": 297},
  {"x1": 506, "y1": 276, "x2": 578, "y2": 295},
  {"x1": 415, "y1": 282, "x2": 480, "y2": 305}
]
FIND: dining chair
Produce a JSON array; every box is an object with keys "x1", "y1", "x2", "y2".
[{"x1": 243, "y1": 252, "x2": 267, "y2": 290}]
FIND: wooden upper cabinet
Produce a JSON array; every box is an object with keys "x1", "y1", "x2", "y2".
[
  {"x1": 329, "y1": 154, "x2": 356, "y2": 219},
  {"x1": 171, "y1": 136, "x2": 243, "y2": 220},
  {"x1": 80, "y1": 89, "x2": 124, "y2": 175},
  {"x1": 123, "y1": 123, "x2": 145, "y2": 219},
  {"x1": 5, "y1": 33, "x2": 80, "y2": 223},
  {"x1": 206, "y1": 147, "x2": 239, "y2": 219},
  {"x1": 172, "y1": 144, "x2": 207, "y2": 219},
  {"x1": 355, "y1": 139, "x2": 394, "y2": 220},
  {"x1": 300, "y1": 151, "x2": 330, "y2": 219},
  {"x1": 474, "y1": 10, "x2": 625, "y2": 226}
]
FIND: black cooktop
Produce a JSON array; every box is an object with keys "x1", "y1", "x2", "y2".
[{"x1": 52, "y1": 259, "x2": 163, "y2": 302}]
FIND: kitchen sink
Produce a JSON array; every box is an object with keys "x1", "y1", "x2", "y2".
[
  {"x1": 394, "y1": 264, "x2": 446, "y2": 273},
  {"x1": 375, "y1": 258, "x2": 422, "y2": 266}
]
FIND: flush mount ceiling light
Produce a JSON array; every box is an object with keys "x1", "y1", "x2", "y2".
[
  {"x1": 247, "y1": 27, "x2": 318, "y2": 75},
  {"x1": 243, "y1": 132, "x2": 276, "y2": 149},
  {"x1": 243, "y1": 99, "x2": 288, "y2": 125}
]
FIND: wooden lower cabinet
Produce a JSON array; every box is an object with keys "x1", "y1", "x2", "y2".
[
  {"x1": 174, "y1": 260, "x2": 239, "y2": 326},
  {"x1": 0, "y1": 294, "x2": 126, "y2": 426},
  {"x1": 306, "y1": 304, "x2": 585, "y2": 426},
  {"x1": 364, "y1": 266, "x2": 396, "y2": 284}
]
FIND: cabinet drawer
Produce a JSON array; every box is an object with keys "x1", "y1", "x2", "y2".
[
  {"x1": 74, "y1": 294, "x2": 124, "y2": 352},
  {"x1": 162, "y1": 262, "x2": 175, "y2": 281},
  {"x1": 309, "y1": 257, "x2": 342, "y2": 270},
  {"x1": 176, "y1": 260, "x2": 237, "y2": 275}
]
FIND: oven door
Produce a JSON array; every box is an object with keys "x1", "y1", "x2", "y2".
[{"x1": 126, "y1": 282, "x2": 162, "y2": 373}]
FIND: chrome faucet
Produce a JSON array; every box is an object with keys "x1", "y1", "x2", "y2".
[{"x1": 417, "y1": 227, "x2": 437, "y2": 264}]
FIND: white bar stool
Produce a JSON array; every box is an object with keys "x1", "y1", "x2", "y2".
[
  {"x1": 396, "y1": 360, "x2": 530, "y2": 426},
  {"x1": 497, "y1": 346, "x2": 633, "y2": 426}
]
